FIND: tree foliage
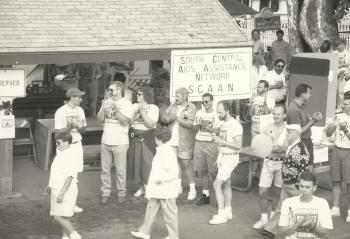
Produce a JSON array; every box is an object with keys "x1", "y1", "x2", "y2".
[{"x1": 334, "y1": 0, "x2": 350, "y2": 21}]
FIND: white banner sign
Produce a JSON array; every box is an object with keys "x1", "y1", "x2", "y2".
[
  {"x1": 170, "y1": 48, "x2": 252, "y2": 101},
  {"x1": 0, "y1": 69, "x2": 25, "y2": 97}
]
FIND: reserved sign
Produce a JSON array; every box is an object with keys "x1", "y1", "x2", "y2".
[
  {"x1": 0, "y1": 69, "x2": 25, "y2": 97},
  {"x1": 170, "y1": 48, "x2": 252, "y2": 101}
]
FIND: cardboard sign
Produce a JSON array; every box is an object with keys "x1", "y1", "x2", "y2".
[
  {"x1": 0, "y1": 69, "x2": 25, "y2": 97},
  {"x1": 0, "y1": 112, "x2": 15, "y2": 139},
  {"x1": 170, "y1": 48, "x2": 252, "y2": 101}
]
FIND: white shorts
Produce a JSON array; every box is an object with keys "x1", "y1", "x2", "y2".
[
  {"x1": 70, "y1": 141, "x2": 84, "y2": 173},
  {"x1": 216, "y1": 152, "x2": 239, "y2": 181},
  {"x1": 259, "y1": 158, "x2": 283, "y2": 188},
  {"x1": 50, "y1": 183, "x2": 78, "y2": 217}
]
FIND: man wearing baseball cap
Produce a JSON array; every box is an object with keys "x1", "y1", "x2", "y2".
[
  {"x1": 259, "y1": 124, "x2": 310, "y2": 238},
  {"x1": 54, "y1": 87, "x2": 87, "y2": 213}
]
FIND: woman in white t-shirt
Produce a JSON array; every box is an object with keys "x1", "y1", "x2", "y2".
[{"x1": 127, "y1": 85, "x2": 159, "y2": 197}]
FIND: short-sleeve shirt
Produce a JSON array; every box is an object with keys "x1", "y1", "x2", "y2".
[
  {"x1": 279, "y1": 195, "x2": 333, "y2": 239},
  {"x1": 265, "y1": 70, "x2": 286, "y2": 101},
  {"x1": 286, "y1": 100, "x2": 311, "y2": 139},
  {"x1": 250, "y1": 94, "x2": 275, "y2": 116},
  {"x1": 54, "y1": 104, "x2": 87, "y2": 142},
  {"x1": 131, "y1": 103, "x2": 159, "y2": 130},
  {"x1": 48, "y1": 148, "x2": 78, "y2": 189},
  {"x1": 263, "y1": 122, "x2": 287, "y2": 158},
  {"x1": 193, "y1": 109, "x2": 220, "y2": 142},
  {"x1": 101, "y1": 97, "x2": 132, "y2": 145},
  {"x1": 333, "y1": 113, "x2": 350, "y2": 148},
  {"x1": 218, "y1": 118, "x2": 243, "y2": 154}
]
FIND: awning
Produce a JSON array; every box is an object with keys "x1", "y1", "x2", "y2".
[{"x1": 0, "y1": 0, "x2": 252, "y2": 65}]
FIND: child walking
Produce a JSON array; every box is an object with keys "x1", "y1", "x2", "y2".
[
  {"x1": 48, "y1": 132, "x2": 81, "y2": 239},
  {"x1": 131, "y1": 126, "x2": 180, "y2": 239}
]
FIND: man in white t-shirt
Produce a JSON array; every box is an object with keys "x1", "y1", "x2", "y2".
[
  {"x1": 193, "y1": 93, "x2": 220, "y2": 206},
  {"x1": 55, "y1": 87, "x2": 87, "y2": 213},
  {"x1": 279, "y1": 171, "x2": 333, "y2": 239},
  {"x1": 325, "y1": 92, "x2": 350, "y2": 222},
  {"x1": 249, "y1": 80, "x2": 275, "y2": 138},
  {"x1": 209, "y1": 101, "x2": 243, "y2": 225},
  {"x1": 265, "y1": 59, "x2": 286, "y2": 103},
  {"x1": 97, "y1": 81, "x2": 132, "y2": 205}
]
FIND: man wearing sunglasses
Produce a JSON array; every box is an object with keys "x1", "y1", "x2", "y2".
[
  {"x1": 192, "y1": 93, "x2": 220, "y2": 205},
  {"x1": 97, "y1": 81, "x2": 132, "y2": 205},
  {"x1": 265, "y1": 59, "x2": 287, "y2": 103}
]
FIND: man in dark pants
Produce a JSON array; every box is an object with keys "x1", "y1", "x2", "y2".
[{"x1": 286, "y1": 83, "x2": 322, "y2": 173}]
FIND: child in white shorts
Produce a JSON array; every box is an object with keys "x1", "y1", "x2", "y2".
[{"x1": 47, "y1": 132, "x2": 81, "y2": 239}]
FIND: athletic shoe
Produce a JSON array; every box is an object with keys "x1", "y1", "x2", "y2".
[
  {"x1": 330, "y1": 207, "x2": 340, "y2": 217},
  {"x1": 100, "y1": 196, "x2": 109, "y2": 205},
  {"x1": 225, "y1": 210, "x2": 233, "y2": 220},
  {"x1": 187, "y1": 190, "x2": 196, "y2": 200},
  {"x1": 252, "y1": 218, "x2": 268, "y2": 229},
  {"x1": 134, "y1": 188, "x2": 144, "y2": 197},
  {"x1": 196, "y1": 194, "x2": 209, "y2": 206},
  {"x1": 62, "y1": 236, "x2": 69, "y2": 239},
  {"x1": 131, "y1": 231, "x2": 150, "y2": 239},
  {"x1": 163, "y1": 236, "x2": 179, "y2": 239},
  {"x1": 209, "y1": 214, "x2": 228, "y2": 225},
  {"x1": 74, "y1": 206, "x2": 84, "y2": 213},
  {"x1": 69, "y1": 231, "x2": 82, "y2": 239},
  {"x1": 346, "y1": 215, "x2": 350, "y2": 223}
]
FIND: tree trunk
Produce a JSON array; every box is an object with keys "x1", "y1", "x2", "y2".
[
  {"x1": 299, "y1": 0, "x2": 339, "y2": 52},
  {"x1": 287, "y1": 0, "x2": 305, "y2": 53}
]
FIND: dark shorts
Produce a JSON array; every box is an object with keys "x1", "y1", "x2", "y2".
[
  {"x1": 301, "y1": 138, "x2": 314, "y2": 165},
  {"x1": 331, "y1": 147, "x2": 350, "y2": 183}
]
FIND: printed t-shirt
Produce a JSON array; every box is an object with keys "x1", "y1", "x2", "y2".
[
  {"x1": 218, "y1": 118, "x2": 243, "y2": 154},
  {"x1": 333, "y1": 113, "x2": 350, "y2": 148},
  {"x1": 101, "y1": 97, "x2": 132, "y2": 145},
  {"x1": 193, "y1": 109, "x2": 220, "y2": 141},
  {"x1": 131, "y1": 103, "x2": 159, "y2": 130}
]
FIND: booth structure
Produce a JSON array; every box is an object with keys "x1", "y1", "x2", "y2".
[{"x1": 0, "y1": 0, "x2": 252, "y2": 194}]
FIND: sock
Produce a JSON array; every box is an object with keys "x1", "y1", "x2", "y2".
[
  {"x1": 189, "y1": 183, "x2": 195, "y2": 192},
  {"x1": 261, "y1": 213, "x2": 268, "y2": 221},
  {"x1": 218, "y1": 209, "x2": 225, "y2": 216},
  {"x1": 224, "y1": 206, "x2": 232, "y2": 212},
  {"x1": 348, "y1": 210, "x2": 350, "y2": 215},
  {"x1": 203, "y1": 190, "x2": 209, "y2": 197},
  {"x1": 333, "y1": 206, "x2": 339, "y2": 210}
]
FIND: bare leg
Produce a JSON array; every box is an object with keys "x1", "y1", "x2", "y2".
[
  {"x1": 333, "y1": 181, "x2": 341, "y2": 208},
  {"x1": 182, "y1": 159, "x2": 195, "y2": 185},
  {"x1": 214, "y1": 178, "x2": 225, "y2": 211},
  {"x1": 223, "y1": 179, "x2": 232, "y2": 208},
  {"x1": 202, "y1": 171, "x2": 209, "y2": 191},
  {"x1": 258, "y1": 187, "x2": 270, "y2": 214},
  {"x1": 347, "y1": 184, "x2": 350, "y2": 211},
  {"x1": 271, "y1": 185, "x2": 281, "y2": 211},
  {"x1": 53, "y1": 216, "x2": 75, "y2": 235}
]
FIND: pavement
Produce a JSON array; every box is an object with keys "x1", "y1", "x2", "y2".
[{"x1": 1, "y1": 158, "x2": 350, "y2": 239}]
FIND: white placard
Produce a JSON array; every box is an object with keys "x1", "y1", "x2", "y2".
[
  {"x1": 0, "y1": 112, "x2": 15, "y2": 139},
  {"x1": 0, "y1": 69, "x2": 25, "y2": 97},
  {"x1": 313, "y1": 146, "x2": 328, "y2": 164},
  {"x1": 170, "y1": 48, "x2": 252, "y2": 101}
]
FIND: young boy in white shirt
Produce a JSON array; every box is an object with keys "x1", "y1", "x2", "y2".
[
  {"x1": 131, "y1": 126, "x2": 180, "y2": 239},
  {"x1": 47, "y1": 132, "x2": 81, "y2": 239}
]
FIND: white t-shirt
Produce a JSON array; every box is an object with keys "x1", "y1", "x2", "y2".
[
  {"x1": 218, "y1": 118, "x2": 243, "y2": 154},
  {"x1": 265, "y1": 70, "x2": 286, "y2": 101},
  {"x1": 54, "y1": 104, "x2": 87, "y2": 142},
  {"x1": 193, "y1": 109, "x2": 220, "y2": 141},
  {"x1": 169, "y1": 105, "x2": 184, "y2": 147},
  {"x1": 49, "y1": 148, "x2": 78, "y2": 189},
  {"x1": 334, "y1": 113, "x2": 350, "y2": 148},
  {"x1": 131, "y1": 103, "x2": 159, "y2": 130},
  {"x1": 279, "y1": 195, "x2": 333, "y2": 239},
  {"x1": 250, "y1": 93, "x2": 275, "y2": 116},
  {"x1": 101, "y1": 97, "x2": 132, "y2": 145}
]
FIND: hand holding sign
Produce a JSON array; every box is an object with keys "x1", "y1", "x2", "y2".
[{"x1": 251, "y1": 134, "x2": 273, "y2": 158}]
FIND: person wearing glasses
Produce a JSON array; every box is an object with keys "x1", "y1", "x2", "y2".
[
  {"x1": 97, "y1": 81, "x2": 132, "y2": 205},
  {"x1": 128, "y1": 85, "x2": 159, "y2": 198},
  {"x1": 54, "y1": 87, "x2": 87, "y2": 214},
  {"x1": 325, "y1": 91, "x2": 350, "y2": 222},
  {"x1": 161, "y1": 87, "x2": 197, "y2": 200},
  {"x1": 192, "y1": 93, "x2": 220, "y2": 205},
  {"x1": 265, "y1": 59, "x2": 287, "y2": 104}
]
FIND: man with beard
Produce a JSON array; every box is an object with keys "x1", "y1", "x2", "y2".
[{"x1": 209, "y1": 101, "x2": 243, "y2": 225}]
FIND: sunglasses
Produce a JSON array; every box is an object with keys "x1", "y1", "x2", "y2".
[
  {"x1": 276, "y1": 64, "x2": 285, "y2": 68},
  {"x1": 137, "y1": 92, "x2": 143, "y2": 96},
  {"x1": 56, "y1": 141, "x2": 62, "y2": 146},
  {"x1": 108, "y1": 88, "x2": 119, "y2": 93},
  {"x1": 202, "y1": 101, "x2": 210, "y2": 104}
]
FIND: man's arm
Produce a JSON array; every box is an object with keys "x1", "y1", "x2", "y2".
[
  {"x1": 177, "y1": 117, "x2": 194, "y2": 129},
  {"x1": 96, "y1": 106, "x2": 106, "y2": 123},
  {"x1": 213, "y1": 134, "x2": 242, "y2": 150},
  {"x1": 56, "y1": 176, "x2": 73, "y2": 203},
  {"x1": 313, "y1": 225, "x2": 331, "y2": 238},
  {"x1": 116, "y1": 111, "x2": 131, "y2": 126}
]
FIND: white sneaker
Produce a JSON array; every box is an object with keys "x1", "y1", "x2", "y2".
[
  {"x1": 69, "y1": 231, "x2": 82, "y2": 239},
  {"x1": 62, "y1": 236, "x2": 69, "y2": 239},
  {"x1": 163, "y1": 236, "x2": 179, "y2": 239},
  {"x1": 131, "y1": 231, "x2": 150, "y2": 239},
  {"x1": 74, "y1": 206, "x2": 84, "y2": 213},
  {"x1": 187, "y1": 190, "x2": 196, "y2": 200},
  {"x1": 330, "y1": 207, "x2": 340, "y2": 217},
  {"x1": 209, "y1": 214, "x2": 228, "y2": 225},
  {"x1": 134, "y1": 188, "x2": 144, "y2": 197},
  {"x1": 252, "y1": 218, "x2": 268, "y2": 229},
  {"x1": 225, "y1": 210, "x2": 233, "y2": 220},
  {"x1": 346, "y1": 215, "x2": 350, "y2": 223}
]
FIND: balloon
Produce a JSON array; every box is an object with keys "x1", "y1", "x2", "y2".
[{"x1": 251, "y1": 134, "x2": 273, "y2": 158}]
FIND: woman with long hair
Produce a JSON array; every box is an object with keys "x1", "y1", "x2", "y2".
[{"x1": 127, "y1": 85, "x2": 159, "y2": 197}]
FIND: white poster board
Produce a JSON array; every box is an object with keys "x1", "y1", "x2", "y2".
[
  {"x1": 0, "y1": 69, "x2": 25, "y2": 97},
  {"x1": 0, "y1": 112, "x2": 15, "y2": 139},
  {"x1": 170, "y1": 48, "x2": 252, "y2": 101}
]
